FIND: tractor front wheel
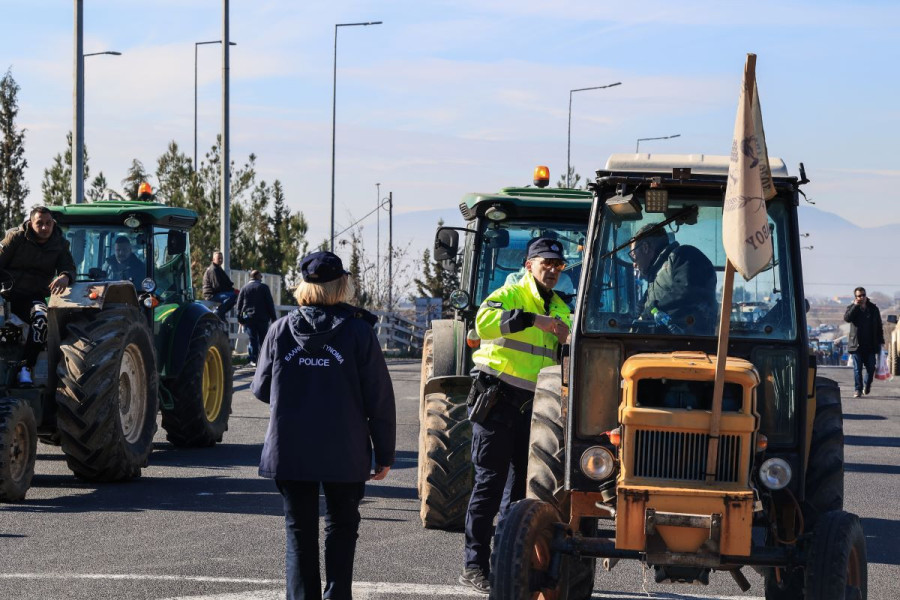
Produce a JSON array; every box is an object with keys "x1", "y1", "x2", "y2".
[
  {"x1": 419, "y1": 390, "x2": 472, "y2": 530},
  {"x1": 0, "y1": 398, "x2": 37, "y2": 501},
  {"x1": 56, "y1": 306, "x2": 159, "y2": 481},
  {"x1": 161, "y1": 319, "x2": 232, "y2": 447},
  {"x1": 493, "y1": 498, "x2": 576, "y2": 600},
  {"x1": 804, "y1": 510, "x2": 867, "y2": 600}
]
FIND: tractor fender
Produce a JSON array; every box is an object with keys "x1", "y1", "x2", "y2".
[
  {"x1": 423, "y1": 374, "x2": 472, "y2": 399},
  {"x1": 161, "y1": 302, "x2": 223, "y2": 379}
]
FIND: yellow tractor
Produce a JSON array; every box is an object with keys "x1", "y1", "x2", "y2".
[{"x1": 492, "y1": 155, "x2": 866, "y2": 599}]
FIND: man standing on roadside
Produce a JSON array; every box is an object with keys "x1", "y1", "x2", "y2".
[
  {"x1": 844, "y1": 286, "x2": 884, "y2": 397},
  {"x1": 203, "y1": 250, "x2": 237, "y2": 320},
  {"x1": 236, "y1": 269, "x2": 277, "y2": 367}
]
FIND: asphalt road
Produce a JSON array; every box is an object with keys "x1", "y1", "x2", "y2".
[{"x1": 0, "y1": 361, "x2": 897, "y2": 600}]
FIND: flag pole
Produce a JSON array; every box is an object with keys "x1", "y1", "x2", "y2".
[
  {"x1": 706, "y1": 53, "x2": 758, "y2": 481},
  {"x1": 706, "y1": 259, "x2": 735, "y2": 481}
]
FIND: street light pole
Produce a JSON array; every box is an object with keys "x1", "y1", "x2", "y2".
[
  {"x1": 221, "y1": 0, "x2": 231, "y2": 271},
  {"x1": 635, "y1": 133, "x2": 681, "y2": 153},
  {"x1": 566, "y1": 81, "x2": 621, "y2": 188},
  {"x1": 194, "y1": 40, "x2": 236, "y2": 173},
  {"x1": 330, "y1": 20, "x2": 382, "y2": 251}
]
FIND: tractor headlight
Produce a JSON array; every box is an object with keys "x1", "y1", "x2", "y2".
[
  {"x1": 580, "y1": 446, "x2": 615, "y2": 481},
  {"x1": 141, "y1": 278, "x2": 156, "y2": 293},
  {"x1": 759, "y1": 458, "x2": 792, "y2": 490}
]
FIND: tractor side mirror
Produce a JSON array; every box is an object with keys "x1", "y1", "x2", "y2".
[
  {"x1": 167, "y1": 230, "x2": 187, "y2": 255},
  {"x1": 434, "y1": 228, "x2": 459, "y2": 261}
]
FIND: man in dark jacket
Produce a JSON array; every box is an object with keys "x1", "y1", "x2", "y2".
[
  {"x1": 202, "y1": 250, "x2": 237, "y2": 319},
  {"x1": 844, "y1": 286, "x2": 884, "y2": 397},
  {"x1": 0, "y1": 206, "x2": 76, "y2": 385},
  {"x1": 631, "y1": 223, "x2": 717, "y2": 334},
  {"x1": 104, "y1": 235, "x2": 145, "y2": 285},
  {"x1": 236, "y1": 269, "x2": 277, "y2": 366}
]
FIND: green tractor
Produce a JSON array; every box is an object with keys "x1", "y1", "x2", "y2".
[
  {"x1": 417, "y1": 166, "x2": 592, "y2": 530},
  {"x1": 0, "y1": 199, "x2": 233, "y2": 502}
]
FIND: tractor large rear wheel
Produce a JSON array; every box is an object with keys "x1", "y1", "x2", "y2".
[
  {"x1": 0, "y1": 398, "x2": 37, "y2": 501},
  {"x1": 765, "y1": 377, "x2": 845, "y2": 599},
  {"x1": 526, "y1": 366, "x2": 595, "y2": 600},
  {"x1": 161, "y1": 319, "x2": 233, "y2": 447},
  {"x1": 419, "y1": 390, "x2": 472, "y2": 530},
  {"x1": 56, "y1": 306, "x2": 158, "y2": 481},
  {"x1": 417, "y1": 329, "x2": 434, "y2": 498}
]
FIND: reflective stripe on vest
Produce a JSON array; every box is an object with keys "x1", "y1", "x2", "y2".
[
  {"x1": 474, "y1": 365, "x2": 536, "y2": 392},
  {"x1": 483, "y1": 337, "x2": 555, "y2": 359}
]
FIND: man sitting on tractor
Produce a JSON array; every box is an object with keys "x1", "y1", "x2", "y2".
[{"x1": 0, "y1": 206, "x2": 75, "y2": 385}]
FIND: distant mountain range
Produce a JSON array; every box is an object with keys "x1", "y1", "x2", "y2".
[{"x1": 386, "y1": 204, "x2": 899, "y2": 300}]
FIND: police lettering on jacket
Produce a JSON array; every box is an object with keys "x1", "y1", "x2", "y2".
[{"x1": 283, "y1": 346, "x2": 334, "y2": 367}]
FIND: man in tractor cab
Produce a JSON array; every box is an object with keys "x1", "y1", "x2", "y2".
[
  {"x1": 459, "y1": 237, "x2": 572, "y2": 595},
  {"x1": 0, "y1": 206, "x2": 76, "y2": 385},
  {"x1": 104, "y1": 235, "x2": 146, "y2": 285},
  {"x1": 630, "y1": 222, "x2": 717, "y2": 334}
]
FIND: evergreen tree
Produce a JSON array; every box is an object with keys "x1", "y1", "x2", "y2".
[
  {"x1": 556, "y1": 166, "x2": 586, "y2": 189},
  {"x1": 85, "y1": 171, "x2": 113, "y2": 202},
  {"x1": 41, "y1": 131, "x2": 89, "y2": 205},
  {"x1": 0, "y1": 68, "x2": 28, "y2": 230},
  {"x1": 154, "y1": 141, "x2": 193, "y2": 208}
]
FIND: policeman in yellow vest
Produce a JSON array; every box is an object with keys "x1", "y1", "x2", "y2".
[{"x1": 459, "y1": 237, "x2": 572, "y2": 595}]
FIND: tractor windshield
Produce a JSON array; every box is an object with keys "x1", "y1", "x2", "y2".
[
  {"x1": 61, "y1": 225, "x2": 148, "y2": 286},
  {"x1": 473, "y1": 221, "x2": 587, "y2": 308},
  {"x1": 582, "y1": 195, "x2": 799, "y2": 340}
]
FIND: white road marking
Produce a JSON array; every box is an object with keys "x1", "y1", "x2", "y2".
[{"x1": 0, "y1": 573, "x2": 765, "y2": 599}]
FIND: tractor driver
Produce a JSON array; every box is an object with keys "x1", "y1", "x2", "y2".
[
  {"x1": 459, "y1": 237, "x2": 572, "y2": 595},
  {"x1": 630, "y1": 222, "x2": 718, "y2": 334},
  {"x1": 104, "y1": 235, "x2": 146, "y2": 285},
  {"x1": 0, "y1": 206, "x2": 76, "y2": 385}
]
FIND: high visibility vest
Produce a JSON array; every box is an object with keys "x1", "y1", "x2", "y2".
[{"x1": 472, "y1": 271, "x2": 572, "y2": 391}]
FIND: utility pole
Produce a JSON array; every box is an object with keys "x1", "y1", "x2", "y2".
[
  {"x1": 220, "y1": 0, "x2": 231, "y2": 270},
  {"x1": 387, "y1": 191, "x2": 393, "y2": 313},
  {"x1": 376, "y1": 182, "x2": 381, "y2": 306}
]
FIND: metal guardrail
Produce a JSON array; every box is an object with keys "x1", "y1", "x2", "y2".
[{"x1": 226, "y1": 305, "x2": 428, "y2": 356}]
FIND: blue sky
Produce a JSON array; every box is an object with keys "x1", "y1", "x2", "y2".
[{"x1": 2, "y1": 1, "x2": 899, "y2": 264}]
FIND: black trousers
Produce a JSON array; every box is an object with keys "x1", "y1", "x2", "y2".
[
  {"x1": 463, "y1": 383, "x2": 533, "y2": 574},
  {"x1": 276, "y1": 479, "x2": 366, "y2": 600}
]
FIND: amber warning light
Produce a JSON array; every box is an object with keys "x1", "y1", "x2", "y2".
[{"x1": 533, "y1": 165, "x2": 550, "y2": 188}]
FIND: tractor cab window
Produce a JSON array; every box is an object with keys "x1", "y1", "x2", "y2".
[
  {"x1": 152, "y1": 228, "x2": 191, "y2": 303},
  {"x1": 61, "y1": 225, "x2": 148, "y2": 285},
  {"x1": 474, "y1": 221, "x2": 587, "y2": 309},
  {"x1": 583, "y1": 195, "x2": 798, "y2": 341}
]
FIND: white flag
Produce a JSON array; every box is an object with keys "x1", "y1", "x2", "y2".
[{"x1": 723, "y1": 54, "x2": 776, "y2": 280}]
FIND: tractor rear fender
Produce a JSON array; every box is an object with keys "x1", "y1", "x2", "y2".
[
  {"x1": 422, "y1": 374, "x2": 472, "y2": 399},
  {"x1": 49, "y1": 281, "x2": 139, "y2": 309},
  {"x1": 160, "y1": 302, "x2": 222, "y2": 379}
]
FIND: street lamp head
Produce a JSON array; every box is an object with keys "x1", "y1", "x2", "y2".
[{"x1": 83, "y1": 50, "x2": 122, "y2": 57}]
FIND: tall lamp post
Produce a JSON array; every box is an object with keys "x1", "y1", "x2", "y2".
[
  {"x1": 195, "y1": 40, "x2": 236, "y2": 173},
  {"x1": 74, "y1": 50, "x2": 121, "y2": 204},
  {"x1": 330, "y1": 20, "x2": 382, "y2": 251},
  {"x1": 635, "y1": 133, "x2": 681, "y2": 153},
  {"x1": 566, "y1": 81, "x2": 621, "y2": 188}
]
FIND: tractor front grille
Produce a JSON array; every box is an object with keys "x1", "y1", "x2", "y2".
[{"x1": 632, "y1": 429, "x2": 742, "y2": 483}]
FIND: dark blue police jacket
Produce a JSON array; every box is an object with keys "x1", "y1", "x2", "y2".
[{"x1": 252, "y1": 303, "x2": 396, "y2": 482}]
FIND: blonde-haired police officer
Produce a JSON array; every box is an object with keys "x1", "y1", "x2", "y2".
[{"x1": 459, "y1": 237, "x2": 571, "y2": 594}]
